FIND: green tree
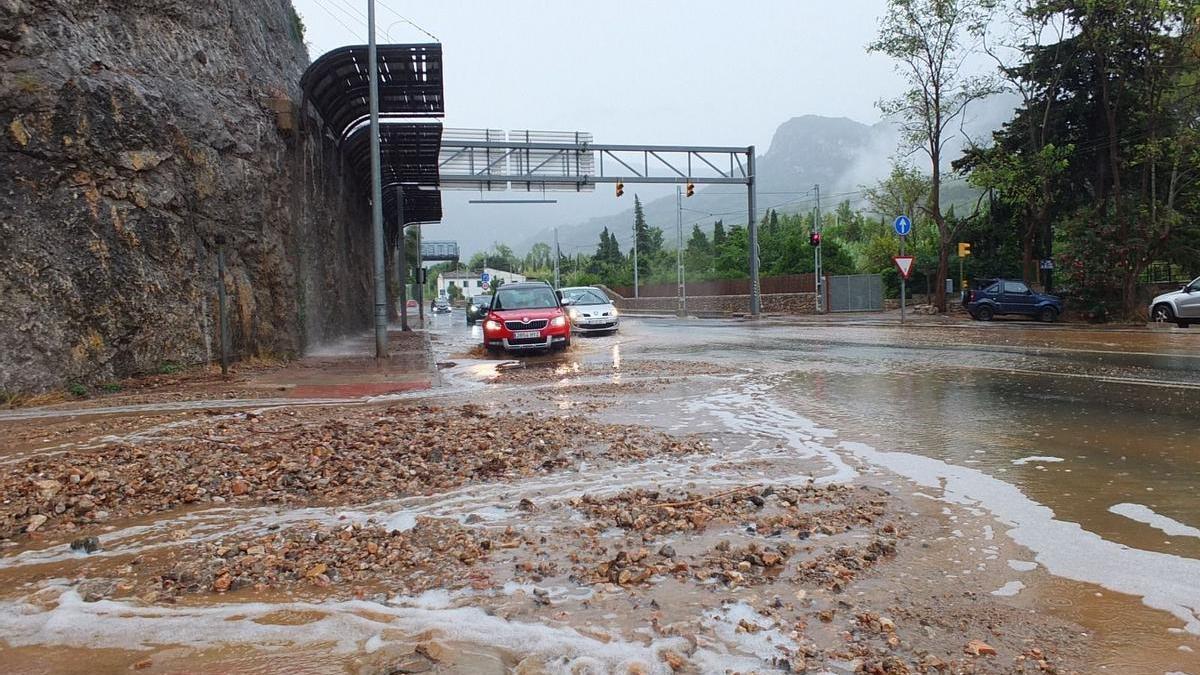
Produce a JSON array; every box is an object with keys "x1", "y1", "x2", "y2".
[
  {"x1": 685, "y1": 224, "x2": 714, "y2": 277},
  {"x1": 964, "y1": 0, "x2": 1200, "y2": 317},
  {"x1": 714, "y1": 225, "x2": 749, "y2": 278},
  {"x1": 869, "y1": 0, "x2": 997, "y2": 311},
  {"x1": 712, "y1": 219, "x2": 727, "y2": 248}
]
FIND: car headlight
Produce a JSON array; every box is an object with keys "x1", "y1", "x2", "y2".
[
  {"x1": 551, "y1": 316, "x2": 568, "y2": 328},
  {"x1": 469, "y1": 304, "x2": 477, "y2": 312},
  {"x1": 610, "y1": 308, "x2": 618, "y2": 317},
  {"x1": 568, "y1": 308, "x2": 580, "y2": 320},
  {"x1": 484, "y1": 320, "x2": 502, "y2": 332}
]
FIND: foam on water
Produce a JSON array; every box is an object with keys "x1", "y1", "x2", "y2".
[
  {"x1": 0, "y1": 587, "x2": 687, "y2": 673},
  {"x1": 699, "y1": 382, "x2": 1200, "y2": 634},
  {"x1": 1110, "y1": 504, "x2": 1200, "y2": 539},
  {"x1": 992, "y1": 581, "x2": 1026, "y2": 597},
  {"x1": 1012, "y1": 456, "x2": 1065, "y2": 466}
]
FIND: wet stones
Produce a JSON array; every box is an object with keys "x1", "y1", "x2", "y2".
[
  {"x1": 70, "y1": 536, "x2": 100, "y2": 553},
  {"x1": 0, "y1": 404, "x2": 709, "y2": 540}
]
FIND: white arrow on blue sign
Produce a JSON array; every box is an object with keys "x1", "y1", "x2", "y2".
[
  {"x1": 893, "y1": 215, "x2": 912, "y2": 237},
  {"x1": 480, "y1": 272, "x2": 491, "y2": 283}
]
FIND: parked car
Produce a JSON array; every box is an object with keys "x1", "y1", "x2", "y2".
[
  {"x1": 431, "y1": 297, "x2": 451, "y2": 314},
  {"x1": 1150, "y1": 276, "x2": 1200, "y2": 327},
  {"x1": 558, "y1": 286, "x2": 620, "y2": 334},
  {"x1": 481, "y1": 282, "x2": 571, "y2": 352},
  {"x1": 964, "y1": 279, "x2": 1062, "y2": 322},
  {"x1": 466, "y1": 294, "x2": 492, "y2": 325}
]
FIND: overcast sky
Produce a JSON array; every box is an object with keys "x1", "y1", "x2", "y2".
[{"x1": 289, "y1": 0, "x2": 906, "y2": 255}]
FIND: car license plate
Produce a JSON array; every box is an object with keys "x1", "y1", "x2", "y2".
[{"x1": 514, "y1": 330, "x2": 541, "y2": 339}]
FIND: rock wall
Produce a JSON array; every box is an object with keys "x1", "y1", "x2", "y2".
[{"x1": 0, "y1": 0, "x2": 373, "y2": 392}]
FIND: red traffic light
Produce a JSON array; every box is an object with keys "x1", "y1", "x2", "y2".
[
  {"x1": 615, "y1": 180, "x2": 625, "y2": 198},
  {"x1": 686, "y1": 181, "x2": 695, "y2": 198},
  {"x1": 809, "y1": 231, "x2": 821, "y2": 247}
]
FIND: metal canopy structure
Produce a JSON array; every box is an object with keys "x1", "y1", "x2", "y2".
[
  {"x1": 381, "y1": 185, "x2": 442, "y2": 225},
  {"x1": 343, "y1": 123, "x2": 443, "y2": 188},
  {"x1": 300, "y1": 43, "x2": 444, "y2": 141},
  {"x1": 342, "y1": 122, "x2": 444, "y2": 224}
]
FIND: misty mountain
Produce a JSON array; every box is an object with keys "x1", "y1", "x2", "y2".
[{"x1": 517, "y1": 115, "x2": 899, "y2": 255}]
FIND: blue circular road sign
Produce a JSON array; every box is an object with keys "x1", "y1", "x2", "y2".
[
  {"x1": 480, "y1": 272, "x2": 491, "y2": 283},
  {"x1": 893, "y1": 215, "x2": 912, "y2": 236}
]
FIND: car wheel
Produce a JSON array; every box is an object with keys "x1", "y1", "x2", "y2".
[
  {"x1": 976, "y1": 306, "x2": 994, "y2": 321},
  {"x1": 1038, "y1": 307, "x2": 1058, "y2": 323},
  {"x1": 1151, "y1": 303, "x2": 1175, "y2": 325}
]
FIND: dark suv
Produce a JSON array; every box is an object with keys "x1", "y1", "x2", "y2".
[{"x1": 964, "y1": 279, "x2": 1063, "y2": 323}]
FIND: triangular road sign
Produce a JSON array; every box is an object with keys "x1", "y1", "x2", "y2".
[{"x1": 893, "y1": 255, "x2": 915, "y2": 280}]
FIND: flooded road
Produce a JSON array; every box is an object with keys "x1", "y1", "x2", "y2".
[
  {"x1": 2, "y1": 311, "x2": 1199, "y2": 673},
  {"x1": 606, "y1": 317, "x2": 1200, "y2": 671}
]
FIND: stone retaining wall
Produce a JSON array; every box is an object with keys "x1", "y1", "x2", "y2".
[{"x1": 614, "y1": 293, "x2": 817, "y2": 315}]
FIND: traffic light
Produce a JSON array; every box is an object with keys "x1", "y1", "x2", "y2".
[
  {"x1": 958, "y1": 242, "x2": 972, "y2": 257},
  {"x1": 809, "y1": 231, "x2": 821, "y2": 247},
  {"x1": 615, "y1": 180, "x2": 624, "y2": 198},
  {"x1": 686, "y1": 181, "x2": 695, "y2": 198}
]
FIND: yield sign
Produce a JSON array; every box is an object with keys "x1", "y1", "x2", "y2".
[{"x1": 893, "y1": 256, "x2": 915, "y2": 280}]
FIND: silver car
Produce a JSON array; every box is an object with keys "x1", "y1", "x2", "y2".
[
  {"x1": 559, "y1": 286, "x2": 620, "y2": 334},
  {"x1": 1150, "y1": 276, "x2": 1200, "y2": 327}
]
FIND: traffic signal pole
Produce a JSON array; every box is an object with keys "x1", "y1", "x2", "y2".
[
  {"x1": 676, "y1": 186, "x2": 684, "y2": 317},
  {"x1": 814, "y1": 183, "x2": 823, "y2": 313}
]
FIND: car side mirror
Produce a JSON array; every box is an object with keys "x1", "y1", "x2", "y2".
[{"x1": 560, "y1": 297, "x2": 573, "y2": 306}]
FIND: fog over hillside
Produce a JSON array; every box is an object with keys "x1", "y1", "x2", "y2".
[{"x1": 435, "y1": 94, "x2": 1019, "y2": 258}]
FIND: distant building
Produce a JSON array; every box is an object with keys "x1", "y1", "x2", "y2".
[{"x1": 436, "y1": 267, "x2": 526, "y2": 297}]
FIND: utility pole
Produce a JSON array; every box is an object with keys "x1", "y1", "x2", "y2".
[
  {"x1": 553, "y1": 227, "x2": 561, "y2": 288},
  {"x1": 814, "y1": 183, "x2": 823, "y2": 314},
  {"x1": 677, "y1": 185, "x2": 685, "y2": 317},
  {"x1": 366, "y1": 0, "x2": 387, "y2": 358}
]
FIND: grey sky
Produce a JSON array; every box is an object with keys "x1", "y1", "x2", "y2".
[{"x1": 291, "y1": 0, "x2": 906, "y2": 255}]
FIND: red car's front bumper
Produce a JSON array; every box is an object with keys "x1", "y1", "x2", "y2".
[{"x1": 482, "y1": 315, "x2": 571, "y2": 351}]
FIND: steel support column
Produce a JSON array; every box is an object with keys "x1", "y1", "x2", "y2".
[
  {"x1": 366, "y1": 0, "x2": 388, "y2": 358},
  {"x1": 747, "y1": 146, "x2": 760, "y2": 317},
  {"x1": 416, "y1": 224, "x2": 424, "y2": 324},
  {"x1": 397, "y1": 187, "x2": 409, "y2": 331}
]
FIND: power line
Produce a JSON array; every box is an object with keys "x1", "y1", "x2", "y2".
[
  {"x1": 308, "y1": 0, "x2": 361, "y2": 36},
  {"x1": 377, "y1": 1, "x2": 440, "y2": 41}
]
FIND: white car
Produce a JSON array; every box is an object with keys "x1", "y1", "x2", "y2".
[
  {"x1": 1150, "y1": 276, "x2": 1200, "y2": 327},
  {"x1": 559, "y1": 286, "x2": 620, "y2": 334}
]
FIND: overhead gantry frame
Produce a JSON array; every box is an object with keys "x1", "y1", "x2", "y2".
[{"x1": 438, "y1": 137, "x2": 761, "y2": 316}]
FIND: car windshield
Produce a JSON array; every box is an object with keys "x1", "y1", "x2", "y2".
[
  {"x1": 492, "y1": 287, "x2": 558, "y2": 310},
  {"x1": 472, "y1": 296, "x2": 491, "y2": 306},
  {"x1": 1190, "y1": 277, "x2": 1200, "y2": 291},
  {"x1": 563, "y1": 288, "x2": 608, "y2": 305}
]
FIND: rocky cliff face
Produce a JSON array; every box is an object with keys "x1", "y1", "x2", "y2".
[{"x1": 0, "y1": 0, "x2": 373, "y2": 392}]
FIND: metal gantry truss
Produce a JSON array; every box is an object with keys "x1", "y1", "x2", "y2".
[{"x1": 438, "y1": 134, "x2": 762, "y2": 315}]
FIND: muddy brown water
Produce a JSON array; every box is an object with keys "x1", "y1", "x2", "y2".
[{"x1": 3, "y1": 314, "x2": 1199, "y2": 672}]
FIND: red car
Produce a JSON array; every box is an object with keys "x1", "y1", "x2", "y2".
[{"x1": 482, "y1": 282, "x2": 572, "y2": 353}]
